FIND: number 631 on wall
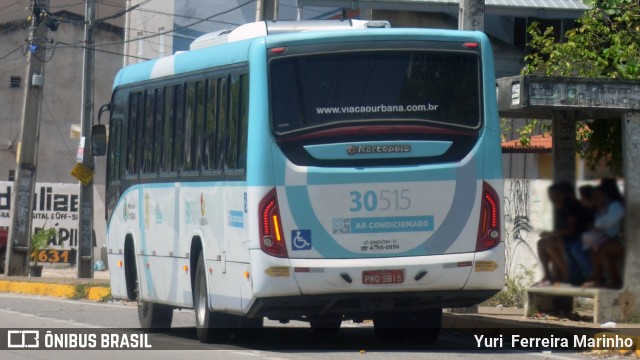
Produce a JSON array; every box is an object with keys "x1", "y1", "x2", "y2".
[{"x1": 30, "y1": 249, "x2": 76, "y2": 264}]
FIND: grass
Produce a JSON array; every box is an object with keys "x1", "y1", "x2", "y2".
[
  {"x1": 483, "y1": 275, "x2": 527, "y2": 308},
  {"x1": 70, "y1": 283, "x2": 92, "y2": 300},
  {"x1": 483, "y1": 267, "x2": 534, "y2": 308}
]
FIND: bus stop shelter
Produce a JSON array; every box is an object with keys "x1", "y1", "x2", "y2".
[{"x1": 497, "y1": 75, "x2": 640, "y2": 323}]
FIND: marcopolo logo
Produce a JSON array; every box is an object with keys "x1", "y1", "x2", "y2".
[{"x1": 346, "y1": 144, "x2": 411, "y2": 156}]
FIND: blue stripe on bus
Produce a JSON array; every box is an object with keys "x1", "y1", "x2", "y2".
[{"x1": 283, "y1": 157, "x2": 478, "y2": 258}]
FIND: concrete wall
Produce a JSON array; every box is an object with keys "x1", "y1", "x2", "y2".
[{"x1": 0, "y1": 16, "x2": 122, "y2": 184}]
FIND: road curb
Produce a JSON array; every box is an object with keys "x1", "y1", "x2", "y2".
[{"x1": 0, "y1": 280, "x2": 110, "y2": 301}]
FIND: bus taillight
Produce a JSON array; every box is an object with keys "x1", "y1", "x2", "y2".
[
  {"x1": 259, "y1": 188, "x2": 288, "y2": 258},
  {"x1": 476, "y1": 182, "x2": 500, "y2": 252}
]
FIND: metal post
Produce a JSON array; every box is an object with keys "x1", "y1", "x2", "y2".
[
  {"x1": 263, "y1": 0, "x2": 274, "y2": 21},
  {"x1": 296, "y1": 1, "x2": 302, "y2": 21},
  {"x1": 5, "y1": 0, "x2": 50, "y2": 276},
  {"x1": 458, "y1": 0, "x2": 485, "y2": 31},
  {"x1": 273, "y1": 0, "x2": 279, "y2": 20},
  {"x1": 78, "y1": 0, "x2": 96, "y2": 278},
  {"x1": 551, "y1": 112, "x2": 576, "y2": 185},
  {"x1": 255, "y1": 0, "x2": 263, "y2": 21}
]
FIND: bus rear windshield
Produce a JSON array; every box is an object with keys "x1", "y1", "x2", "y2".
[{"x1": 269, "y1": 50, "x2": 481, "y2": 135}]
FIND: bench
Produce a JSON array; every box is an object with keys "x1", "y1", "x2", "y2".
[{"x1": 525, "y1": 287, "x2": 602, "y2": 323}]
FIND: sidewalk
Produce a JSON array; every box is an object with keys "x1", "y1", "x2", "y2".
[{"x1": 0, "y1": 267, "x2": 111, "y2": 300}]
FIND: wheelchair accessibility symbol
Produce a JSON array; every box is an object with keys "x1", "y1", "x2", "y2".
[{"x1": 291, "y1": 229, "x2": 312, "y2": 250}]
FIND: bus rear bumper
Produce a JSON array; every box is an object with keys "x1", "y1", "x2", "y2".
[
  {"x1": 248, "y1": 245, "x2": 504, "y2": 317},
  {"x1": 246, "y1": 289, "x2": 498, "y2": 320}
]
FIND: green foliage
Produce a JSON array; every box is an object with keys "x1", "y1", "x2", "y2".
[
  {"x1": 30, "y1": 228, "x2": 55, "y2": 265},
  {"x1": 516, "y1": 119, "x2": 551, "y2": 147},
  {"x1": 483, "y1": 274, "x2": 528, "y2": 308},
  {"x1": 521, "y1": 1, "x2": 639, "y2": 174},
  {"x1": 71, "y1": 283, "x2": 91, "y2": 300}
]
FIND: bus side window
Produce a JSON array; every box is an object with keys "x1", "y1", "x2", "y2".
[
  {"x1": 194, "y1": 81, "x2": 205, "y2": 172},
  {"x1": 107, "y1": 117, "x2": 122, "y2": 184},
  {"x1": 142, "y1": 89, "x2": 157, "y2": 175},
  {"x1": 217, "y1": 76, "x2": 228, "y2": 170},
  {"x1": 203, "y1": 78, "x2": 219, "y2": 171},
  {"x1": 154, "y1": 88, "x2": 164, "y2": 173},
  {"x1": 184, "y1": 82, "x2": 196, "y2": 171},
  {"x1": 237, "y1": 73, "x2": 249, "y2": 170},
  {"x1": 126, "y1": 92, "x2": 140, "y2": 176},
  {"x1": 173, "y1": 84, "x2": 185, "y2": 173},
  {"x1": 227, "y1": 74, "x2": 240, "y2": 170},
  {"x1": 162, "y1": 86, "x2": 175, "y2": 173}
]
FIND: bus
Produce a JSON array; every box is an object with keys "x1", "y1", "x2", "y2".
[{"x1": 92, "y1": 20, "x2": 504, "y2": 343}]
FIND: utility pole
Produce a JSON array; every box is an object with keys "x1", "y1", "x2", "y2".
[
  {"x1": 5, "y1": 0, "x2": 50, "y2": 276},
  {"x1": 258, "y1": 0, "x2": 279, "y2": 21},
  {"x1": 459, "y1": 0, "x2": 485, "y2": 31},
  {"x1": 78, "y1": 0, "x2": 96, "y2": 278}
]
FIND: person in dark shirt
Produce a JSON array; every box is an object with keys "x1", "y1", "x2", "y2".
[
  {"x1": 534, "y1": 182, "x2": 589, "y2": 286},
  {"x1": 566, "y1": 185, "x2": 596, "y2": 284}
]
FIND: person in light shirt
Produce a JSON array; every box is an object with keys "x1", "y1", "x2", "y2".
[{"x1": 581, "y1": 184, "x2": 624, "y2": 289}]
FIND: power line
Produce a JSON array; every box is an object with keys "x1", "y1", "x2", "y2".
[
  {"x1": 0, "y1": 45, "x2": 23, "y2": 60},
  {"x1": 97, "y1": 0, "x2": 241, "y2": 26}
]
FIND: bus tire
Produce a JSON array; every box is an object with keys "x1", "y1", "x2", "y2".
[
  {"x1": 374, "y1": 307, "x2": 442, "y2": 344},
  {"x1": 138, "y1": 299, "x2": 174, "y2": 331},
  {"x1": 194, "y1": 254, "x2": 233, "y2": 343},
  {"x1": 309, "y1": 318, "x2": 342, "y2": 333}
]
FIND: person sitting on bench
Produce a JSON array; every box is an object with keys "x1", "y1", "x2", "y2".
[{"x1": 581, "y1": 184, "x2": 625, "y2": 289}]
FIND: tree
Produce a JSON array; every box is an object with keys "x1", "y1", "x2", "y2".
[{"x1": 521, "y1": 0, "x2": 640, "y2": 174}]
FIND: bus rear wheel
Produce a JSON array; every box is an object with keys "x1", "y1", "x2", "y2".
[
  {"x1": 374, "y1": 307, "x2": 442, "y2": 344},
  {"x1": 194, "y1": 254, "x2": 234, "y2": 343}
]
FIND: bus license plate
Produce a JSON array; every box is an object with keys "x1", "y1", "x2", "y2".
[{"x1": 362, "y1": 270, "x2": 404, "y2": 285}]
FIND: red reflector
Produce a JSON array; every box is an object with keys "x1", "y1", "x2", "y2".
[
  {"x1": 476, "y1": 182, "x2": 501, "y2": 252},
  {"x1": 457, "y1": 261, "x2": 473, "y2": 268},
  {"x1": 463, "y1": 42, "x2": 479, "y2": 49},
  {"x1": 259, "y1": 188, "x2": 288, "y2": 258},
  {"x1": 294, "y1": 267, "x2": 310, "y2": 273},
  {"x1": 270, "y1": 47, "x2": 286, "y2": 54}
]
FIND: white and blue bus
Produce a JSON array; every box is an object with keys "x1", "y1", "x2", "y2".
[{"x1": 93, "y1": 20, "x2": 504, "y2": 343}]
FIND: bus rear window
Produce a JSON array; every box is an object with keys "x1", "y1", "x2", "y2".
[{"x1": 269, "y1": 50, "x2": 481, "y2": 135}]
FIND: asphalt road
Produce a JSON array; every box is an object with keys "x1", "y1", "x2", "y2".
[{"x1": 0, "y1": 293, "x2": 593, "y2": 360}]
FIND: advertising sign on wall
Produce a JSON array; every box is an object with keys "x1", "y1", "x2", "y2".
[{"x1": 0, "y1": 181, "x2": 81, "y2": 251}]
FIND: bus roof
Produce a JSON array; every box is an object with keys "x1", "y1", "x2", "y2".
[{"x1": 113, "y1": 24, "x2": 489, "y2": 90}]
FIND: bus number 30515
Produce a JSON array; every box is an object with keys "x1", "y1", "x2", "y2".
[{"x1": 349, "y1": 189, "x2": 411, "y2": 212}]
